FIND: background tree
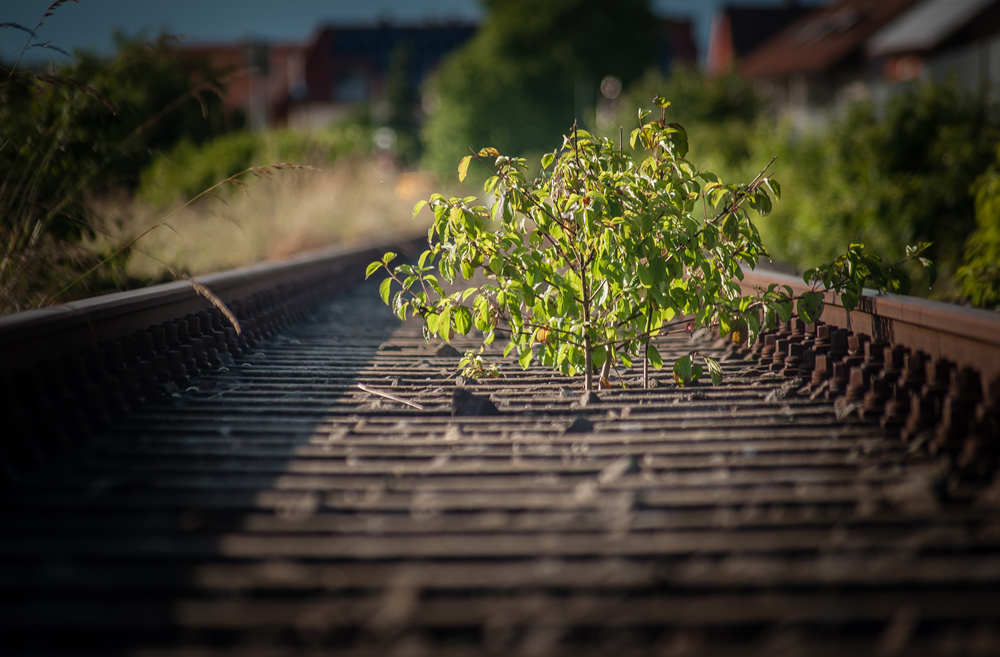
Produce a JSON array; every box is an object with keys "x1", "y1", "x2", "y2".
[{"x1": 421, "y1": 0, "x2": 658, "y2": 180}]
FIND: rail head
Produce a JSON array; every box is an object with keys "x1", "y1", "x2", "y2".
[
  {"x1": 0, "y1": 235, "x2": 425, "y2": 372},
  {"x1": 740, "y1": 266, "x2": 1000, "y2": 388}
]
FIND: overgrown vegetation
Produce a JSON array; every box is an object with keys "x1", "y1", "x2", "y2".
[
  {"x1": 957, "y1": 145, "x2": 1000, "y2": 309},
  {"x1": 138, "y1": 125, "x2": 367, "y2": 207},
  {"x1": 0, "y1": 5, "x2": 376, "y2": 314},
  {"x1": 736, "y1": 83, "x2": 999, "y2": 296},
  {"x1": 372, "y1": 101, "x2": 932, "y2": 390},
  {"x1": 614, "y1": 77, "x2": 999, "y2": 308},
  {"x1": 0, "y1": 23, "x2": 239, "y2": 312}
]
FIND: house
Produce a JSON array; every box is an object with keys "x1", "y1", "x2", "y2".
[
  {"x1": 183, "y1": 41, "x2": 307, "y2": 129},
  {"x1": 291, "y1": 23, "x2": 476, "y2": 129},
  {"x1": 738, "y1": 0, "x2": 920, "y2": 128},
  {"x1": 184, "y1": 17, "x2": 697, "y2": 133},
  {"x1": 866, "y1": 0, "x2": 1000, "y2": 93},
  {"x1": 183, "y1": 23, "x2": 476, "y2": 130},
  {"x1": 705, "y1": 4, "x2": 811, "y2": 77}
]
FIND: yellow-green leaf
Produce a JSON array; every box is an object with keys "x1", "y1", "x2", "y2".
[{"x1": 458, "y1": 155, "x2": 473, "y2": 182}]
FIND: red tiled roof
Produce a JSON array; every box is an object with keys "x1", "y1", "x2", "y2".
[{"x1": 739, "y1": 0, "x2": 920, "y2": 78}]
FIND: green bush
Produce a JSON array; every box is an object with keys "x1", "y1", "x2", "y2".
[
  {"x1": 0, "y1": 29, "x2": 237, "y2": 311},
  {"x1": 138, "y1": 124, "x2": 368, "y2": 207},
  {"x1": 957, "y1": 147, "x2": 1000, "y2": 308},
  {"x1": 707, "y1": 82, "x2": 1000, "y2": 300}
]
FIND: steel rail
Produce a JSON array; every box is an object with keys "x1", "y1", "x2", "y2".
[
  {"x1": 741, "y1": 267, "x2": 1000, "y2": 385},
  {"x1": 0, "y1": 235, "x2": 424, "y2": 373}
]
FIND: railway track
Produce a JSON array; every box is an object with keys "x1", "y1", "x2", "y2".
[{"x1": 1, "y1": 237, "x2": 999, "y2": 656}]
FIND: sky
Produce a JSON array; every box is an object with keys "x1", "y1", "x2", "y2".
[{"x1": 2, "y1": 0, "x2": 824, "y2": 67}]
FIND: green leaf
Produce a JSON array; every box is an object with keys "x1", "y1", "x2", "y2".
[
  {"x1": 774, "y1": 299, "x2": 793, "y2": 324},
  {"x1": 365, "y1": 261, "x2": 382, "y2": 279},
  {"x1": 518, "y1": 347, "x2": 533, "y2": 369},
  {"x1": 460, "y1": 261, "x2": 474, "y2": 280},
  {"x1": 919, "y1": 257, "x2": 936, "y2": 287},
  {"x1": 454, "y1": 306, "x2": 472, "y2": 334},
  {"x1": 458, "y1": 155, "x2": 472, "y2": 182},
  {"x1": 890, "y1": 268, "x2": 911, "y2": 295},
  {"x1": 704, "y1": 356, "x2": 723, "y2": 386},
  {"x1": 630, "y1": 127, "x2": 641, "y2": 149},
  {"x1": 439, "y1": 306, "x2": 452, "y2": 342},
  {"x1": 541, "y1": 152, "x2": 555, "y2": 168},
  {"x1": 382, "y1": 252, "x2": 397, "y2": 265},
  {"x1": 379, "y1": 278, "x2": 392, "y2": 305},
  {"x1": 412, "y1": 199, "x2": 428, "y2": 218},
  {"x1": 647, "y1": 345, "x2": 663, "y2": 370},
  {"x1": 673, "y1": 355, "x2": 692, "y2": 386},
  {"x1": 797, "y1": 291, "x2": 825, "y2": 325},
  {"x1": 637, "y1": 264, "x2": 652, "y2": 288}
]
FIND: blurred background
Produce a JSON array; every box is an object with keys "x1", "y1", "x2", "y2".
[{"x1": 2, "y1": 0, "x2": 999, "y2": 314}]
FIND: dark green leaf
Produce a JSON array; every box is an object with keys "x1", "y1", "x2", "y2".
[
  {"x1": 797, "y1": 291, "x2": 825, "y2": 324},
  {"x1": 919, "y1": 257, "x2": 936, "y2": 287},
  {"x1": 673, "y1": 355, "x2": 692, "y2": 386},
  {"x1": 647, "y1": 345, "x2": 663, "y2": 370}
]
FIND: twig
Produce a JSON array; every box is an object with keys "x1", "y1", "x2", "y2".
[{"x1": 357, "y1": 382, "x2": 426, "y2": 410}]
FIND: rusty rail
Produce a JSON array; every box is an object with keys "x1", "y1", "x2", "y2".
[
  {"x1": 741, "y1": 267, "x2": 1000, "y2": 473},
  {"x1": 0, "y1": 235, "x2": 424, "y2": 373}
]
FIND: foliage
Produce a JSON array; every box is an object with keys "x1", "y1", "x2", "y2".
[
  {"x1": 956, "y1": 147, "x2": 1000, "y2": 309},
  {"x1": 421, "y1": 0, "x2": 658, "y2": 181},
  {"x1": 0, "y1": 24, "x2": 239, "y2": 312},
  {"x1": 459, "y1": 347, "x2": 502, "y2": 379},
  {"x1": 378, "y1": 100, "x2": 786, "y2": 391},
  {"x1": 728, "y1": 83, "x2": 999, "y2": 296},
  {"x1": 374, "y1": 99, "x2": 935, "y2": 390},
  {"x1": 139, "y1": 125, "x2": 367, "y2": 207},
  {"x1": 804, "y1": 242, "x2": 934, "y2": 312}
]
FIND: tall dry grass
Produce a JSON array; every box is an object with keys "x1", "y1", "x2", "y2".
[{"x1": 92, "y1": 158, "x2": 438, "y2": 280}]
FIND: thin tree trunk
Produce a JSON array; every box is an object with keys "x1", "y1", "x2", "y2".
[{"x1": 643, "y1": 303, "x2": 652, "y2": 389}]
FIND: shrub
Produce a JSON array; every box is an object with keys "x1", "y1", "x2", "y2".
[
  {"x1": 730, "y1": 83, "x2": 1000, "y2": 298},
  {"x1": 138, "y1": 124, "x2": 368, "y2": 207},
  {"x1": 372, "y1": 100, "x2": 932, "y2": 390},
  {"x1": 0, "y1": 27, "x2": 236, "y2": 312},
  {"x1": 957, "y1": 147, "x2": 1000, "y2": 309}
]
